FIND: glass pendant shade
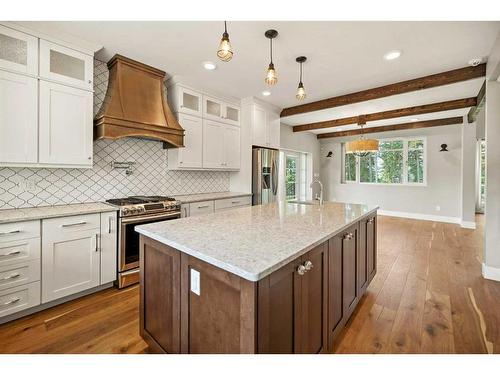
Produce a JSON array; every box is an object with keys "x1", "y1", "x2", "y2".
[
  {"x1": 217, "y1": 22, "x2": 233, "y2": 62},
  {"x1": 296, "y1": 82, "x2": 306, "y2": 100},
  {"x1": 265, "y1": 62, "x2": 278, "y2": 85}
]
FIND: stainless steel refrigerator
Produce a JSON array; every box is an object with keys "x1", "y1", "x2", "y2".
[{"x1": 252, "y1": 147, "x2": 279, "y2": 205}]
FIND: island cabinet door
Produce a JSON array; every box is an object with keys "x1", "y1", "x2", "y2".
[
  {"x1": 366, "y1": 215, "x2": 377, "y2": 282},
  {"x1": 257, "y1": 258, "x2": 302, "y2": 354},
  {"x1": 257, "y1": 243, "x2": 328, "y2": 354},
  {"x1": 342, "y1": 223, "x2": 359, "y2": 318},
  {"x1": 298, "y1": 242, "x2": 328, "y2": 354},
  {"x1": 357, "y1": 217, "x2": 368, "y2": 296},
  {"x1": 139, "y1": 236, "x2": 181, "y2": 354}
]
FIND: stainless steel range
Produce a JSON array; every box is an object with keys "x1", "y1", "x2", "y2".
[{"x1": 106, "y1": 195, "x2": 181, "y2": 288}]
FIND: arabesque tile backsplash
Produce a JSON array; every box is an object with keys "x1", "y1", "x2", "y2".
[{"x1": 0, "y1": 59, "x2": 230, "y2": 210}]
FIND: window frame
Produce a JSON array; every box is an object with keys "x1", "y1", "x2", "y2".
[{"x1": 342, "y1": 136, "x2": 427, "y2": 186}]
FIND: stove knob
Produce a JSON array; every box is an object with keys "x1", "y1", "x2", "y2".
[{"x1": 123, "y1": 208, "x2": 130, "y2": 216}]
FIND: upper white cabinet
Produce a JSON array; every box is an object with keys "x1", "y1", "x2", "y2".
[
  {"x1": 168, "y1": 113, "x2": 203, "y2": 169},
  {"x1": 39, "y1": 40, "x2": 93, "y2": 90},
  {"x1": 0, "y1": 25, "x2": 38, "y2": 76},
  {"x1": 251, "y1": 103, "x2": 280, "y2": 149},
  {"x1": 39, "y1": 81, "x2": 93, "y2": 167},
  {"x1": 0, "y1": 70, "x2": 38, "y2": 164},
  {"x1": 0, "y1": 24, "x2": 95, "y2": 169},
  {"x1": 167, "y1": 82, "x2": 241, "y2": 171}
]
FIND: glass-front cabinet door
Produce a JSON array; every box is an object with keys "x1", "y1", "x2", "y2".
[
  {"x1": 0, "y1": 24, "x2": 38, "y2": 76},
  {"x1": 223, "y1": 104, "x2": 240, "y2": 126},
  {"x1": 178, "y1": 86, "x2": 202, "y2": 116},
  {"x1": 39, "y1": 39, "x2": 93, "y2": 90},
  {"x1": 203, "y1": 95, "x2": 223, "y2": 121}
]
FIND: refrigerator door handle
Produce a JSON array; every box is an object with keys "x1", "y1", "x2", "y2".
[{"x1": 271, "y1": 157, "x2": 278, "y2": 195}]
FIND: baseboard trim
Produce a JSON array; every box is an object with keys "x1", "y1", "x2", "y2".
[
  {"x1": 378, "y1": 210, "x2": 460, "y2": 224},
  {"x1": 482, "y1": 263, "x2": 500, "y2": 282},
  {"x1": 460, "y1": 220, "x2": 477, "y2": 229}
]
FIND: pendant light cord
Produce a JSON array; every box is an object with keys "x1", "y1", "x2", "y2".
[
  {"x1": 270, "y1": 38, "x2": 273, "y2": 64},
  {"x1": 299, "y1": 61, "x2": 303, "y2": 84},
  {"x1": 224, "y1": 21, "x2": 227, "y2": 34}
]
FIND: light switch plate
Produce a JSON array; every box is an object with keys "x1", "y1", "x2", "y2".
[{"x1": 190, "y1": 269, "x2": 200, "y2": 296}]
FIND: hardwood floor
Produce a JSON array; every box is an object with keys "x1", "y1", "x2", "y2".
[{"x1": 0, "y1": 215, "x2": 499, "y2": 354}]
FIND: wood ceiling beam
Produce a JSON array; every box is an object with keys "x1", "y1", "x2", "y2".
[
  {"x1": 281, "y1": 63, "x2": 486, "y2": 118},
  {"x1": 292, "y1": 97, "x2": 476, "y2": 132},
  {"x1": 317, "y1": 117, "x2": 464, "y2": 139},
  {"x1": 467, "y1": 80, "x2": 486, "y2": 123}
]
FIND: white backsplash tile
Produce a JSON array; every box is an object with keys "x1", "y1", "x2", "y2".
[{"x1": 0, "y1": 59, "x2": 230, "y2": 209}]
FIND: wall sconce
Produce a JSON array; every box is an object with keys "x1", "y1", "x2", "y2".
[
  {"x1": 439, "y1": 144, "x2": 449, "y2": 152},
  {"x1": 326, "y1": 151, "x2": 333, "y2": 158}
]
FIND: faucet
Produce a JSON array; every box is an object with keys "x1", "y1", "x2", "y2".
[{"x1": 310, "y1": 179, "x2": 324, "y2": 205}]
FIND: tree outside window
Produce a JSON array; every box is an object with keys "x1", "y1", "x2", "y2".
[{"x1": 286, "y1": 155, "x2": 298, "y2": 200}]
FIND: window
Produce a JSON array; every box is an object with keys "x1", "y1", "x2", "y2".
[
  {"x1": 285, "y1": 154, "x2": 299, "y2": 200},
  {"x1": 342, "y1": 138, "x2": 426, "y2": 185}
]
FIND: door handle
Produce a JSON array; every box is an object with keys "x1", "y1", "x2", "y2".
[
  {"x1": 0, "y1": 230, "x2": 21, "y2": 236},
  {"x1": 0, "y1": 250, "x2": 21, "y2": 258},
  {"x1": 95, "y1": 234, "x2": 99, "y2": 252},
  {"x1": 108, "y1": 216, "x2": 113, "y2": 234}
]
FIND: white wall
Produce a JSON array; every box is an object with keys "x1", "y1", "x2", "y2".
[
  {"x1": 460, "y1": 121, "x2": 477, "y2": 227},
  {"x1": 280, "y1": 124, "x2": 322, "y2": 198},
  {"x1": 320, "y1": 125, "x2": 464, "y2": 222}
]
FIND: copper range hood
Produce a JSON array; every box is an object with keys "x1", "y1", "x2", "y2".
[{"x1": 94, "y1": 54, "x2": 184, "y2": 148}]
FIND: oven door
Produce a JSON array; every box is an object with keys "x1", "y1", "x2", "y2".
[{"x1": 119, "y1": 211, "x2": 181, "y2": 272}]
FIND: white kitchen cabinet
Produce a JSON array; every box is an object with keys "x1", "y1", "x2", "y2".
[
  {"x1": 203, "y1": 95, "x2": 223, "y2": 121},
  {"x1": 223, "y1": 103, "x2": 240, "y2": 126},
  {"x1": 0, "y1": 70, "x2": 38, "y2": 164},
  {"x1": 168, "y1": 85, "x2": 203, "y2": 117},
  {"x1": 0, "y1": 260, "x2": 40, "y2": 292},
  {"x1": 39, "y1": 39, "x2": 93, "y2": 91},
  {"x1": 251, "y1": 104, "x2": 280, "y2": 149},
  {"x1": 100, "y1": 211, "x2": 117, "y2": 285},
  {"x1": 0, "y1": 24, "x2": 38, "y2": 76},
  {"x1": 0, "y1": 281, "x2": 40, "y2": 318},
  {"x1": 168, "y1": 113, "x2": 203, "y2": 169},
  {"x1": 41, "y1": 214, "x2": 101, "y2": 303},
  {"x1": 189, "y1": 200, "x2": 215, "y2": 217},
  {"x1": 203, "y1": 119, "x2": 225, "y2": 169},
  {"x1": 224, "y1": 124, "x2": 241, "y2": 169},
  {"x1": 39, "y1": 80, "x2": 93, "y2": 167},
  {"x1": 180, "y1": 204, "x2": 190, "y2": 218},
  {"x1": 214, "y1": 196, "x2": 252, "y2": 211}
]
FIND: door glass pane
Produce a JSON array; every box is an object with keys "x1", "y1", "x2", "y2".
[
  {"x1": 226, "y1": 106, "x2": 239, "y2": 121},
  {"x1": 206, "y1": 99, "x2": 221, "y2": 117},
  {"x1": 286, "y1": 155, "x2": 298, "y2": 200},
  {"x1": 0, "y1": 33, "x2": 27, "y2": 66},
  {"x1": 182, "y1": 92, "x2": 199, "y2": 111},
  {"x1": 50, "y1": 49, "x2": 85, "y2": 81}
]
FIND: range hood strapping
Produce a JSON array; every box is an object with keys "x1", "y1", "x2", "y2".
[{"x1": 94, "y1": 54, "x2": 184, "y2": 148}]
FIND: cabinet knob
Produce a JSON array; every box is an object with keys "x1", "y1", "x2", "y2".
[
  {"x1": 304, "y1": 260, "x2": 313, "y2": 271},
  {"x1": 88, "y1": 80, "x2": 92, "y2": 84},
  {"x1": 344, "y1": 232, "x2": 354, "y2": 240},
  {"x1": 297, "y1": 265, "x2": 306, "y2": 276},
  {"x1": 88, "y1": 156, "x2": 92, "y2": 160}
]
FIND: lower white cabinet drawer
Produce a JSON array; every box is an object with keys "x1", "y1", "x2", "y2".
[
  {"x1": 214, "y1": 196, "x2": 252, "y2": 211},
  {"x1": 0, "y1": 260, "x2": 40, "y2": 292},
  {"x1": 0, "y1": 237, "x2": 41, "y2": 268},
  {"x1": 189, "y1": 200, "x2": 215, "y2": 217},
  {"x1": 0, "y1": 281, "x2": 40, "y2": 318},
  {"x1": 0, "y1": 220, "x2": 40, "y2": 243},
  {"x1": 43, "y1": 213, "x2": 100, "y2": 241}
]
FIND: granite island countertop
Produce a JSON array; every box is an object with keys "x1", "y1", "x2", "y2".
[
  {"x1": 0, "y1": 202, "x2": 118, "y2": 224},
  {"x1": 135, "y1": 201, "x2": 378, "y2": 282}
]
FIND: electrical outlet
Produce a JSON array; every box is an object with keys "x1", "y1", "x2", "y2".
[
  {"x1": 436, "y1": 205, "x2": 441, "y2": 212},
  {"x1": 190, "y1": 269, "x2": 200, "y2": 296}
]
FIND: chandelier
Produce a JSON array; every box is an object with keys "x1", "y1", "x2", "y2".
[{"x1": 346, "y1": 116, "x2": 379, "y2": 157}]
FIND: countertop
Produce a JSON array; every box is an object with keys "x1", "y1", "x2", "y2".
[
  {"x1": 0, "y1": 202, "x2": 117, "y2": 224},
  {"x1": 136, "y1": 201, "x2": 378, "y2": 282},
  {"x1": 173, "y1": 191, "x2": 252, "y2": 204}
]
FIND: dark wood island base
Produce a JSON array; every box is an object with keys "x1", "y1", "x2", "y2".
[{"x1": 139, "y1": 212, "x2": 377, "y2": 354}]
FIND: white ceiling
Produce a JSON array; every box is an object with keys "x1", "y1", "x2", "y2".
[{"x1": 18, "y1": 21, "x2": 500, "y2": 135}]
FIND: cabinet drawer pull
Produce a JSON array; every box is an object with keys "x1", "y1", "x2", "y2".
[
  {"x1": 231, "y1": 201, "x2": 240, "y2": 204},
  {"x1": 197, "y1": 205, "x2": 210, "y2": 209},
  {"x1": 344, "y1": 233, "x2": 354, "y2": 240},
  {"x1": 297, "y1": 265, "x2": 306, "y2": 276},
  {"x1": 0, "y1": 250, "x2": 21, "y2": 258},
  {"x1": 61, "y1": 221, "x2": 87, "y2": 228},
  {"x1": 2, "y1": 273, "x2": 20, "y2": 281},
  {"x1": 0, "y1": 230, "x2": 21, "y2": 236},
  {"x1": 108, "y1": 216, "x2": 113, "y2": 234},
  {"x1": 95, "y1": 234, "x2": 99, "y2": 252},
  {"x1": 304, "y1": 260, "x2": 313, "y2": 271},
  {"x1": 3, "y1": 297, "x2": 20, "y2": 306},
  {"x1": 368, "y1": 218, "x2": 374, "y2": 223}
]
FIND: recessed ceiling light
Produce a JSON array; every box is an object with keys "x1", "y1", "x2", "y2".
[
  {"x1": 383, "y1": 50, "x2": 402, "y2": 61},
  {"x1": 202, "y1": 61, "x2": 217, "y2": 70},
  {"x1": 410, "y1": 118, "x2": 419, "y2": 122},
  {"x1": 468, "y1": 58, "x2": 483, "y2": 67},
  {"x1": 262, "y1": 90, "x2": 271, "y2": 96}
]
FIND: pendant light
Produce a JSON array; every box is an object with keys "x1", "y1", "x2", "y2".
[
  {"x1": 217, "y1": 21, "x2": 233, "y2": 62},
  {"x1": 346, "y1": 116, "x2": 379, "y2": 157},
  {"x1": 295, "y1": 56, "x2": 307, "y2": 100},
  {"x1": 264, "y1": 29, "x2": 278, "y2": 85}
]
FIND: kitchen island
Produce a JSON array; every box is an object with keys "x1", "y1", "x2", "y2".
[{"x1": 135, "y1": 201, "x2": 378, "y2": 354}]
